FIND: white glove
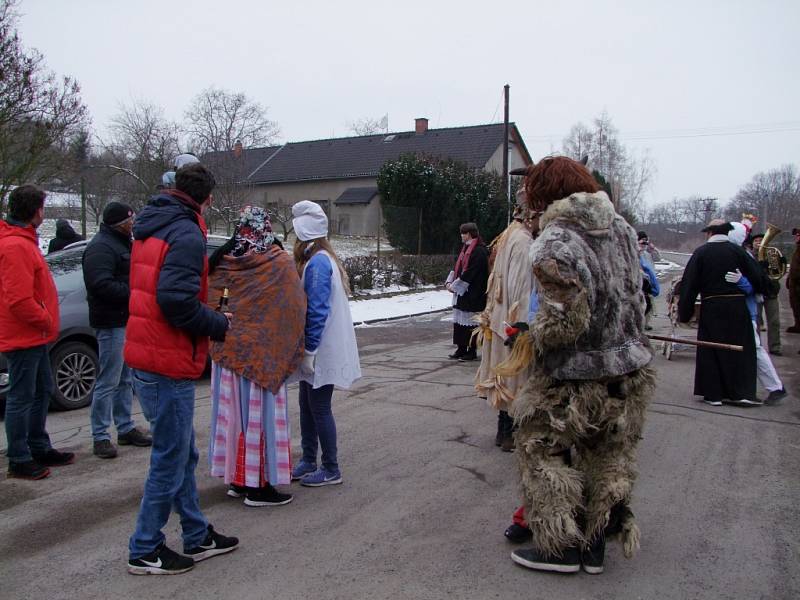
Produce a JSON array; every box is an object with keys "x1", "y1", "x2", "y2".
[
  {"x1": 724, "y1": 269, "x2": 742, "y2": 284},
  {"x1": 300, "y1": 351, "x2": 316, "y2": 377}
]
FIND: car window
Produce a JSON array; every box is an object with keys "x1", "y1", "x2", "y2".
[{"x1": 45, "y1": 247, "x2": 85, "y2": 293}]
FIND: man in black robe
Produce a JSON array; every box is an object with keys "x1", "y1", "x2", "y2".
[{"x1": 678, "y1": 220, "x2": 766, "y2": 406}]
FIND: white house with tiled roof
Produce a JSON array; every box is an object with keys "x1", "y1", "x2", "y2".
[{"x1": 205, "y1": 118, "x2": 532, "y2": 236}]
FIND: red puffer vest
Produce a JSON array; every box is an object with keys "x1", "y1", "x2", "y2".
[{"x1": 123, "y1": 201, "x2": 211, "y2": 380}]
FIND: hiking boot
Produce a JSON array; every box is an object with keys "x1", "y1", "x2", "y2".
[
  {"x1": 118, "y1": 428, "x2": 152, "y2": 447},
  {"x1": 291, "y1": 460, "x2": 317, "y2": 481},
  {"x1": 765, "y1": 388, "x2": 788, "y2": 405},
  {"x1": 93, "y1": 439, "x2": 118, "y2": 459},
  {"x1": 7, "y1": 460, "x2": 50, "y2": 480},
  {"x1": 31, "y1": 448, "x2": 75, "y2": 467},
  {"x1": 183, "y1": 525, "x2": 239, "y2": 562},
  {"x1": 511, "y1": 546, "x2": 581, "y2": 573},
  {"x1": 581, "y1": 536, "x2": 605, "y2": 574},
  {"x1": 128, "y1": 543, "x2": 194, "y2": 575},
  {"x1": 227, "y1": 484, "x2": 247, "y2": 498},
  {"x1": 300, "y1": 467, "x2": 343, "y2": 487},
  {"x1": 504, "y1": 523, "x2": 533, "y2": 544},
  {"x1": 244, "y1": 484, "x2": 293, "y2": 507}
]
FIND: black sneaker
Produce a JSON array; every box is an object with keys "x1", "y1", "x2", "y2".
[
  {"x1": 31, "y1": 448, "x2": 75, "y2": 467},
  {"x1": 723, "y1": 398, "x2": 763, "y2": 407},
  {"x1": 128, "y1": 543, "x2": 194, "y2": 575},
  {"x1": 244, "y1": 484, "x2": 293, "y2": 507},
  {"x1": 118, "y1": 428, "x2": 152, "y2": 447},
  {"x1": 227, "y1": 484, "x2": 247, "y2": 498},
  {"x1": 511, "y1": 546, "x2": 581, "y2": 573},
  {"x1": 184, "y1": 525, "x2": 239, "y2": 562},
  {"x1": 765, "y1": 388, "x2": 787, "y2": 405},
  {"x1": 504, "y1": 523, "x2": 533, "y2": 544},
  {"x1": 448, "y1": 349, "x2": 466, "y2": 360},
  {"x1": 581, "y1": 536, "x2": 605, "y2": 574},
  {"x1": 93, "y1": 439, "x2": 118, "y2": 459},
  {"x1": 7, "y1": 460, "x2": 50, "y2": 480}
]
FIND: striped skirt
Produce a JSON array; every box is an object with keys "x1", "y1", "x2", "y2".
[{"x1": 208, "y1": 362, "x2": 291, "y2": 487}]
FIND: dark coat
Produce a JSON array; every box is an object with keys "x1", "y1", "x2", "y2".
[
  {"x1": 454, "y1": 243, "x2": 489, "y2": 313},
  {"x1": 48, "y1": 220, "x2": 84, "y2": 253},
  {"x1": 82, "y1": 223, "x2": 132, "y2": 329},
  {"x1": 678, "y1": 238, "x2": 765, "y2": 401}
]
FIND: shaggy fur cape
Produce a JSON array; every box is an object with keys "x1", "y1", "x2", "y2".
[{"x1": 513, "y1": 191, "x2": 655, "y2": 558}]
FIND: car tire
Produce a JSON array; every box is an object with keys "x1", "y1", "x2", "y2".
[{"x1": 50, "y1": 341, "x2": 98, "y2": 410}]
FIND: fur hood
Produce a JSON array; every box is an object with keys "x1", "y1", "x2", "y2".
[{"x1": 539, "y1": 191, "x2": 616, "y2": 233}]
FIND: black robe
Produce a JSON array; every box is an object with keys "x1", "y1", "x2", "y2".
[{"x1": 678, "y1": 237, "x2": 765, "y2": 401}]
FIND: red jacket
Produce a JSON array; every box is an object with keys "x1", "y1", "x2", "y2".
[
  {"x1": 0, "y1": 220, "x2": 59, "y2": 352},
  {"x1": 124, "y1": 191, "x2": 228, "y2": 380}
]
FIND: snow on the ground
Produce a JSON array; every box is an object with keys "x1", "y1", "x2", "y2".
[
  {"x1": 654, "y1": 260, "x2": 683, "y2": 273},
  {"x1": 350, "y1": 290, "x2": 451, "y2": 323}
]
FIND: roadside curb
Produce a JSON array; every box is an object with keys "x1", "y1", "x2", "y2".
[{"x1": 354, "y1": 306, "x2": 451, "y2": 326}]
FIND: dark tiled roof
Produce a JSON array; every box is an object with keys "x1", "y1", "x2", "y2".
[
  {"x1": 202, "y1": 146, "x2": 282, "y2": 182},
  {"x1": 334, "y1": 186, "x2": 379, "y2": 205},
  {"x1": 242, "y1": 123, "x2": 525, "y2": 184}
]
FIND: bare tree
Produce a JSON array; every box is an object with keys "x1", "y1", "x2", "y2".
[
  {"x1": 346, "y1": 115, "x2": 388, "y2": 136},
  {"x1": 184, "y1": 87, "x2": 279, "y2": 154},
  {"x1": 0, "y1": 0, "x2": 88, "y2": 215},
  {"x1": 264, "y1": 203, "x2": 295, "y2": 244},
  {"x1": 100, "y1": 98, "x2": 181, "y2": 209},
  {"x1": 562, "y1": 111, "x2": 655, "y2": 219},
  {"x1": 724, "y1": 164, "x2": 800, "y2": 232}
]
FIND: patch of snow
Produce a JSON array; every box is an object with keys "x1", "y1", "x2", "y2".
[
  {"x1": 654, "y1": 260, "x2": 682, "y2": 272},
  {"x1": 350, "y1": 290, "x2": 452, "y2": 323}
]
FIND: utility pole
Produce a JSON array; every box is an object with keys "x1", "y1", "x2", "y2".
[
  {"x1": 502, "y1": 84, "x2": 510, "y2": 224},
  {"x1": 701, "y1": 197, "x2": 717, "y2": 225},
  {"x1": 80, "y1": 175, "x2": 87, "y2": 238}
]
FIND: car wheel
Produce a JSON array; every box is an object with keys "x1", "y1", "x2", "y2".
[{"x1": 50, "y1": 341, "x2": 98, "y2": 410}]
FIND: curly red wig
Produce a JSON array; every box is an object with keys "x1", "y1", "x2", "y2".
[{"x1": 523, "y1": 156, "x2": 601, "y2": 212}]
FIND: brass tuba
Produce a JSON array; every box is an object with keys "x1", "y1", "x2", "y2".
[{"x1": 757, "y1": 223, "x2": 786, "y2": 280}]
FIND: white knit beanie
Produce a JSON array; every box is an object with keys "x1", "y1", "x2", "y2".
[{"x1": 292, "y1": 201, "x2": 328, "y2": 241}]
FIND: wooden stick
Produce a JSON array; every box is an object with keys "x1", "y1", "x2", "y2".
[{"x1": 647, "y1": 334, "x2": 743, "y2": 352}]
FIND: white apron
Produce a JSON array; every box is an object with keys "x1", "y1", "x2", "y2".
[{"x1": 298, "y1": 251, "x2": 361, "y2": 390}]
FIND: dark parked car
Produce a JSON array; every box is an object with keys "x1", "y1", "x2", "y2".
[{"x1": 0, "y1": 235, "x2": 229, "y2": 411}]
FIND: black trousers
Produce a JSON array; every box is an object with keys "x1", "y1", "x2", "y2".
[{"x1": 452, "y1": 323, "x2": 475, "y2": 351}]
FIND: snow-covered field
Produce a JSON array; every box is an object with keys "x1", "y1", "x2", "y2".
[{"x1": 349, "y1": 290, "x2": 451, "y2": 324}]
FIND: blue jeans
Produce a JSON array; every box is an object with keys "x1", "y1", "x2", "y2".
[
  {"x1": 128, "y1": 369, "x2": 208, "y2": 559},
  {"x1": 298, "y1": 382, "x2": 338, "y2": 471},
  {"x1": 4, "y1": 345, "x2": 53, "y2": 463},
  {"x1": 90, "y1": 328, "x2": 134, "y2": 441}
]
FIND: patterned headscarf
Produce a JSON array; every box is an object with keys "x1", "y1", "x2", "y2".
[{"x1": 232, "y1": 206, "x2": 274, "y2": 257}]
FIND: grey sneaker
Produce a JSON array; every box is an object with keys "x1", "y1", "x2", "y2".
[
  {"x1": 765, "y1": 388, "x2": 787, "y2": 405},
  {"x1": 93, "y1": 439, "x2": 118, "y2": 459},
  {"x1": 118, "y1": 428, "x2": 152, "y2": 447}
]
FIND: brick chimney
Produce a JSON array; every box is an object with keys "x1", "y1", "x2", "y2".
[
  {"x1": 233, "y1": 139, "x2": 243, "y2": 158},
  {"x1": 415, "y1": 118, "x2": 429, "y2": 135}
]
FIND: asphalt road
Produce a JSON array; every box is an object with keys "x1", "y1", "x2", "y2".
[{"x1": 1, "y1": 293, "x2": 799, "y2": 600}]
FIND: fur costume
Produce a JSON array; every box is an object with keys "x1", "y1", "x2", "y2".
[
  {"x1": 475, "y1": 221, "x2": 535, "y2": 410},
  {"x1": 513, "y1": 191, "x2": 655, "y2": 557}
]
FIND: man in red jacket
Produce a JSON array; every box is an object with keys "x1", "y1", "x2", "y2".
[
  {"x1": 124, "y1": 163, "x2": 238, "y2": 576},
  {"x1": 0, "y1": 185, "x2": 75, "y2": 480}
]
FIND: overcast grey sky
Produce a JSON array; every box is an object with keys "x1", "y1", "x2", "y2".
[{"x1": 16, "y1": 0, "x2": 800, "y2": 207}]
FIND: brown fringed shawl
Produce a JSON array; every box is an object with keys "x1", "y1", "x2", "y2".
[{"x1": 208, "y1": 245, "x2": 306, "y2": 393}]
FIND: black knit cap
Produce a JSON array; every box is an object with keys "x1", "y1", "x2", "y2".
[{"x1": 103, "y1": 201, "x2": 134, "y2": 226}]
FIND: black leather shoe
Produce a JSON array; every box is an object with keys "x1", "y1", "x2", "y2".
[{"x1": 118, "y1": 428, "x2": 152, "y2": 447}]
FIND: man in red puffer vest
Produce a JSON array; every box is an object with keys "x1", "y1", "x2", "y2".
[
  {"x1": 124, "y1": 163, "x2": 239, "y2": 576},
  {"x1": 0, "y1": 185, "x2": 75, "y2": 481}
]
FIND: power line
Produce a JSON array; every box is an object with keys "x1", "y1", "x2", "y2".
[{"x1": 526, "y1": 121, "x2": 800, "y2": 143}]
